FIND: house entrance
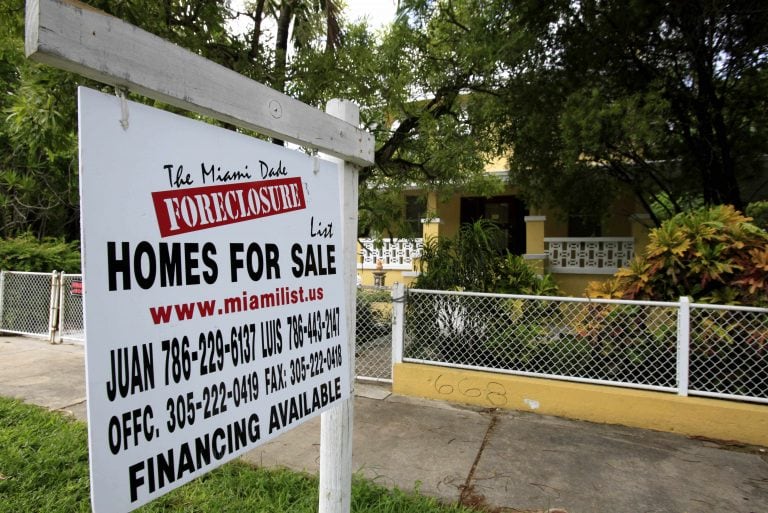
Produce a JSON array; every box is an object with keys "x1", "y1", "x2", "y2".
[{"x1": 460, "y1": 195, "x2": 528, "y2": 255}]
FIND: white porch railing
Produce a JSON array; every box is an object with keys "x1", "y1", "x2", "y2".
[
  {"x1": 358, "y1": 238, "x2": 423, "y2": 270},
  {"x1": 544, "y1": 237, "x2": 634, "y2": 274}
]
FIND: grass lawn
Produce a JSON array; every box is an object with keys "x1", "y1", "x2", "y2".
[{"x1": 0, "y1": 397, "x2": 474, "y2": 513}]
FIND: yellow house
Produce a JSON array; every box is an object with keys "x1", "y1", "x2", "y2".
[{"x1": 357, "y1": 159, "x2": 652, "y2": 297}]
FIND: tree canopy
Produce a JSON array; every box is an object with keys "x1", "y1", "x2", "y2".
[
  {"x1": 1, "y1": 0, "x2": 767, "y2": 242},
  {"x1": 499, "y1": 0, "x2": 768, "y2": 224},
  {"x1": 1, "y1": 0, "x2": 80, "y2": 239},
  {"x1": 0, "y1": 0, "x2": 503, "y2": 240}
]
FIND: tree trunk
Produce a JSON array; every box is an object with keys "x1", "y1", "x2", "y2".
[
  {"x1": 249, "y1": 0, "x2": 267, "y2": 61},
  {"x1": 680, "y1": 1, "x2": 744, "y2": 210},
  {"x1": 272, "y1": 1, "x2": 293, "y2": 146},
  {"x1": 275, "y1": 1, "x2": 293, "y2": 93}
]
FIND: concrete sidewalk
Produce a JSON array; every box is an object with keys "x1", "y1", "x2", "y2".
[{"x1": 1, "y1": 335, "x2": 767, "y2": 513}]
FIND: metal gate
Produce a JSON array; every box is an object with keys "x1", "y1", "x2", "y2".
[{"x1": 355, "y1": 285, "x2": 394, "y2": 382}]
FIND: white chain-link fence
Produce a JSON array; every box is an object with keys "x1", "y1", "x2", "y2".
[
  {"x1": 3, "y1": 271, "x2": 766, "y2": 401},
  {"x1": 0, "y1": 271, "x2": 84, "y2": 343},
  {"x1": 400, "y1": 289, "x2": 768, "y2": 404},
  {"x1": 689, "y1": 303, "x2": 768, "y2": 401},
  {"x1": 0, "y1": 270, "x2": 395, "y2": 380},
  {"x1": 355, "y1": 285, "x2": 394, "y2": 382},
  {"x1": 0, "y1": 271, "x2": 59, "y2": 340}
]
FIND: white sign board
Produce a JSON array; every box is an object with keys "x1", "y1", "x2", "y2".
[{"x1": 78, "y1": 87, "x2": 350, "y2": 513}]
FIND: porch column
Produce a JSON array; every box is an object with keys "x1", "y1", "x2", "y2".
[{"x1": 524, "y1": 215, "x2": 547, "y2": 274}]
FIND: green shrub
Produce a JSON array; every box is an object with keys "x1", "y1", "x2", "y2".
[
  {"x1": 495, "y1": 253, "x2": 559, "y2": 296},
  {"x1": 589, "y1": 205, "x2": 768, "y2": 305},
  {"x1": 414, "y1": 220, "x2": 504, "y2": 292},
  {"x1": 408, "y1": 220, "x2": 559, "y2": 368},
  {"x1": 0, "y1": 233, "x2": 81, "y2": 272},
  {"x1": 746, "y1": 200, "x2": 768, "y2": 230},
  {"x1": 414, "y1": 220, "x2": 558, "y2": 295},
  {"x1": 584, "y1": 206, "x2": 768, "y2": 397}
]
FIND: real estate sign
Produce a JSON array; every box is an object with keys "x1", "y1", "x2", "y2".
[{"x1": 78, "y1": 87, "x2": 350, "y2": 513}]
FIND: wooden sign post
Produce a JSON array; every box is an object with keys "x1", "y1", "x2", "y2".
[{"x1": 26, "y1": 1, "x2": 373, "y2": 512}]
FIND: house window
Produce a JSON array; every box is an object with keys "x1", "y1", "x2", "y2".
[
  {"x1": 404, "y1": 195, "x2": 426, "y2": 237},
  {"x1": 568, "y1": 214, "x2": 602, "y2": 237}
]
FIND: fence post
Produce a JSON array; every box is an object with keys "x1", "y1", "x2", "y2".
[
  {"x1": 0, "y1": 271, "x2": 5, "y2": 331},
  {"x1": 48, "y1": 271, "x2": 61, "y2": 344},
  {"x1": 391, "y1": 282, "x2": 406, "y2": 372},
  {"x1": 677, "y1": 296, "x2": 690, "y2": 396},
  {"x1": 57, "y1": 273, "x2": 66, "y2": 344}
]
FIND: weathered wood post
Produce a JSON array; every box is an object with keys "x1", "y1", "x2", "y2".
[{"x1": 319, "y1": 99, "x2": 361, "y2": 513}]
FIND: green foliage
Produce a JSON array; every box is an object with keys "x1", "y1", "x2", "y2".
[
  {"x1": 501, "y1": 0, "x2": 768, "y2": 222},
  {"x1": 4, "y1": 0, "x2": 766, "y2": 245},
  {"x1": 746, "y1": 201, "x2": 768, "y2": 231},
  {"x1": 358, "y1": 187, "x2": 410, "y2": 238},
  {"x1": 415, "y1": 220, "x2": 503, "y2": 292},
  {"x1": 356, "y1": 287, "x2": 392, "y2": 345},
  {"x1": 0, "y1": 233, "x2": 81, "y2": 272},
  {"x1": 310, "y1": 1, "x2": 513, "y2": 236},
  {"x1": 408, "y1": 220, "x2": 559, "y2": 375},
  {"x1": 0, "y1": 0, "x2": 511, "y2": 242},
  {"x1": 0, "y1": 397, "x2": 91, "y2": 512},
  {"x1": 479, "y1": 302, "x2": 679, "y2": 386},
  {"x1": 589, "y1": 205, "x2": 768, "y2": 305},
  {"x1": 494, "y1": 253, "x2": 559, "y2": 296},
  {"x1": 0, "y1": 0, "x2": 82, "y2": 240},
  {"x1": 414, "y1": 219, "x2": 558, "y2": 295}
]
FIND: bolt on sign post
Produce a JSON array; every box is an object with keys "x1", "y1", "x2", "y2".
[{"x1": 26, "y1": 1, "x2": 373, "y2": 512}]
